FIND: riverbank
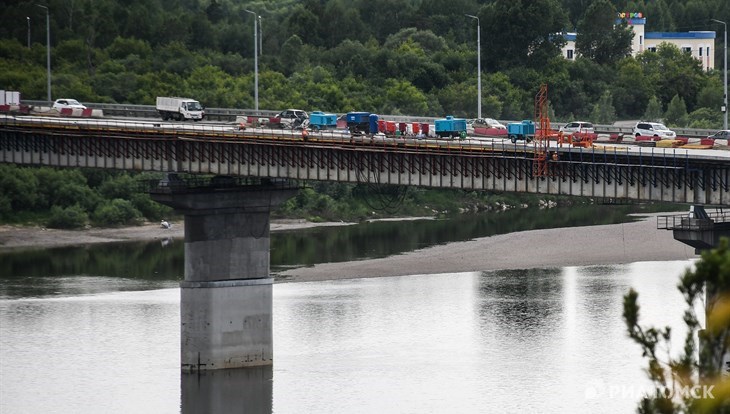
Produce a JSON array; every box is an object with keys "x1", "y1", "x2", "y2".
[
  {"x1": 278, "y1": 213, "x2": 698, "y2": 282},
  {"x1": 0, "y1": 219, "x2": 353, "y2": 251},
  {"x1": 0, "y1": 214, "x2": 698, "y2": 282}
]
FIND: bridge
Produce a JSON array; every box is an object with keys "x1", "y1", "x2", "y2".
[{"x1": 2, "y1": 114, "x2": 729, "y2": 371}]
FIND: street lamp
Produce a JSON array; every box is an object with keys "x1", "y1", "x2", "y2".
[
  {"x1": 711, "y1": 19, "x2": 728, "y2": 130},
  {"x1": 36, "y1": 4, "x2": 51, "y2": 103},
  {"x1": 258, "y1": 15, "x2": 263, "y2": 57},
  {"x1": 245, "y1": 9, "x2": 259, "y2": 112},
  {"x1": 26, "y1": 17, "x2": 30, "y2": 49},
  {"x1": 465, "y1": 14, "x2": 481, "y2": 120}
]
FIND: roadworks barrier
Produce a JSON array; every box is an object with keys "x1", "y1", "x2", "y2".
[{"x1": 0, "y1": 105, "x2": 104, "y2": 118}]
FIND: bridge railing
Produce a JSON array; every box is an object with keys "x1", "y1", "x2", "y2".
[
  {"x1": 19, "y1": 100, "x2": 718, "y2": 138},
  {"x1": 657, "y1": 210, "x2": 730, "y2": 231},
  {"x1": 141, "y1": 175, "x2": 303, "y2": 194}
]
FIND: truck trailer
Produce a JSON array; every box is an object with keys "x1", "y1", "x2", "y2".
[{"x1": 156, "y1": 97, "x2": 204, "y2": 121}]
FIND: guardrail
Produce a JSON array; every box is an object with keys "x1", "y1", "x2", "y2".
[
  {"x1": 657, "y1": 210, "x2": 730, "y2": 231},
  {"x1": 20, "y1": 100, "x2": 718, "y2": 137}
]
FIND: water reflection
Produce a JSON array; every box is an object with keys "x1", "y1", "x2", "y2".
[
  {"x1": 182, "y1": 367, "x2": 272, "y2": 414},
  {"x1": 0, "y1": 263, "x2": 693, "y2": 413},
  {"x1": 477, "y1": 268, "x2": 564, "y2": 336},
  {"x1": 0, "y1": 204, "x2": 680, "y2": 294}
]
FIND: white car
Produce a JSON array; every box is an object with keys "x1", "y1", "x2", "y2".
[
  {"x1": 560, "y1": 121, "x2": 595, "y2": 134},
  {"x1": 272, "y1": 109, "x2": 308, "y2": 129},
  {"x1": 633, "y1": 121, "x2": 676, "y2": 139},
  {"x1": 483, "y1": 118, "x2": 506, "y2": 129},
  {"x1": 469, "y1": 118, "x2": 506, "y2": 129},
  {"x1": 53, "y1": 99, "x2": 86, "y2": 110}
]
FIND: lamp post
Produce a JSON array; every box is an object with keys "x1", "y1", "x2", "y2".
[
  {"x1": 36, "y1": 4, "x2": 51, "y2": 103},
  {"x1": 465, "y1": 14, "x2": 481, "y2": 120},
  {"x1": 711, "y1": 19, "x2": 727, "y2": 130},
  {"x1": 258, "y1": 15, "x2": 263, "y2": 57},
  {"x1": 26, "y1": 17, "x2": 30, "y2": 49},
  {"x1": 245, "y1": 9, "x2": 259, "y2": 112}
]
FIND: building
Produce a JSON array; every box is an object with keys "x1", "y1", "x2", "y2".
[{"x1": 562, "y1": 12, "x2": 716, "y2": 71}]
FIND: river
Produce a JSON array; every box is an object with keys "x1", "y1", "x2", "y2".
[{"x1": 0, "y1": 206, "x2": 696, "y2": 413}]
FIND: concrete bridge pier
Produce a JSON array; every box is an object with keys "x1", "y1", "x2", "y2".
[{"x1": 151, "y1": 182, "x2": 297, "y2": 371}]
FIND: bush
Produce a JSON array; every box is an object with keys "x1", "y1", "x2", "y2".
[
  {"x1": 92, "y1": 199, "x2": 143, "y2": 226},
  {"x1": 46, "y1": 205, "x2": 88, "y2": 229},
  {"x1": 131, "y1": 193, "x2": 172, "y2": 221}
]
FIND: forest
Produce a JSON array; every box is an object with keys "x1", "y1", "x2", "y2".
[
  {"x1": 0, "y1": 0, "x2": 728, "y2": 126},
  {"x1": 0, "y1": 0, "x2": 728, "y2": 228}
]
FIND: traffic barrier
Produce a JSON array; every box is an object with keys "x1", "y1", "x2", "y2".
[{"x1": 0, "y1": 105, "x2": 9, "y2": 112}]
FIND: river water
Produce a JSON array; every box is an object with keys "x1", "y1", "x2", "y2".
[{"x1": 0, "y1": 206, "x2": 696, "y2": 413}]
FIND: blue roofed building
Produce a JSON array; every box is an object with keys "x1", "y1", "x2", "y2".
[{"x1": 562, "y1": 12, "x2": 717, "y2": 71}]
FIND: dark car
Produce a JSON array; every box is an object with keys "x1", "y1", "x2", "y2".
[{"x1": 706, "y1": 130, "x2": 730, "y2": 148}]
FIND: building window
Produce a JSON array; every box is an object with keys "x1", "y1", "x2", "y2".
[
  {"x1": 648, "y1": 47, "x2": 657, "y2": 52},
  {"x1": 567, "y1": 49, "x2": 574, "y2": 59},
  {"x1": 639, "y1": 35, "x2": 643, "y2": 45},
  {"x1": 682, "y1": 47, "x2": 692, "y2": 54},
  {"x1": 707, "y1": 47, "x2": 711, "y2": 57},
  {"x1": 699, "y1": 47, "x2": 703, "y2": 57}
]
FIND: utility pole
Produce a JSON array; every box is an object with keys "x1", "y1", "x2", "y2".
[
  {"x1": 245, "y1": 10, "x2": 259, "y2": 112},
  {"x1": 26, "y1": 17, "x2": 31, "y2": 49},
  {"x1": 711, "y1": 19, "x2": 728, "y2": 130},
  {"x1": 36, "y1": 4, "x2": 51, "y2": 103},
  {"x1": 465, "y1": 14, "x2": 481, "y2": 120}
]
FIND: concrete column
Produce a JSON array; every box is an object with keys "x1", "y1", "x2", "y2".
[
  {"x1": 152, "y1": 184, "x2": 296, "y2": 371},
  {"x1": 182, "y1": 367, "x2": 272, "y2": 413}
]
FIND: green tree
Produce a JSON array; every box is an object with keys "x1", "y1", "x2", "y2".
[
  {"x1": 381, "y1": 79, "x2": 428, "y2": 116},
  {"x1": 575, "y1": 0, "x2": 634, "y2": 65},
  {"x1": 590, "y1": 90, "x2": 616, "y2": 124},
  {"x1": 665, "y1": 94, "x2": 689, "y2": 127},
  {"x1": 481, "y1": 0, "x2": 568, "y2": 71},
  {"x1": 687, "y1": 108, "x2": 723, "y2": 129},
  {"x1": 696, "y1": 78, "x2": 724, "y2": 112},
  {"x1": 623, "y1": 238, "x2": 730, "y2": 413},
  {"x1": 638, "y1": 43, "x2": 706, "y2": 113},
  {"x1": 644, "y1": 96, "x2": 664, "y2": 122},
  {"x1": 613, "y1": 58, "x2": 653, "y2": 118}
]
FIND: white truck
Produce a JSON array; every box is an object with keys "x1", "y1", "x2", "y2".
[{"x1": 156, "y1": 97, "x2": 204, "y2": 121}]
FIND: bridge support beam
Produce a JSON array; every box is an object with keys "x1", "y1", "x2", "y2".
[
  {"x1": 151, "y1": 183, "x2": 297, "y2": 371},
  {"x1": 668, "y1": 206, "x2": 730, "y2": 254}
]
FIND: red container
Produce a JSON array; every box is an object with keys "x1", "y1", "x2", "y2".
[
  {"x1": 412, "y1": 123, "x2": 420, "y2": 134},
  {"x1": 421, "y1": 123, "x2": 429, "y2": 135},
  {"x1": 385, "y1": 121, "x2": 396, "y2": 134},
  {"x1": 378, "y1": 120, "x2": 386, "y2": 133},
  {"x1": 398, "y1": 122, "x2": 407, "y2": 133}
]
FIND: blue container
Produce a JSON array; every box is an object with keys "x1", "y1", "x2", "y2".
[
  {"x1": 369, "y1": 114, "x2": 379, "y2": 134},
  {"x1": 507, "y1": 120, "x2": 536, "y2": 142},
  {"x1": 434, "y1": 115, "x2": 467, "y2": 138},
  {"x1": 309, "y1": 111, "x2": 337, "y2": 130},
  {"x1": 346, "y1": 111, "x2": 372, "y2": 134},
  {"x1": 346, "y1": 112, "x2": 370, "y2": 124},
  {"x1": 507, "y1": 120, "x2": 536, "y2": 136}
]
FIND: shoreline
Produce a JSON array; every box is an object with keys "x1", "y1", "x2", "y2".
[
  {"x1": 277, "y1": 213, "x2": 698, "y2": 282},
  {"x1": 0, "y1": 219, "x2": 354, "y2": 252},
  {"x1": 0, "y1": 214, "x2": 698, "y2": 283}
]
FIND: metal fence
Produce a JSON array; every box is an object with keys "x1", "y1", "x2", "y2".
[{"x1": 657, "y1": 210, "x2": 730, "y2": 230}]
